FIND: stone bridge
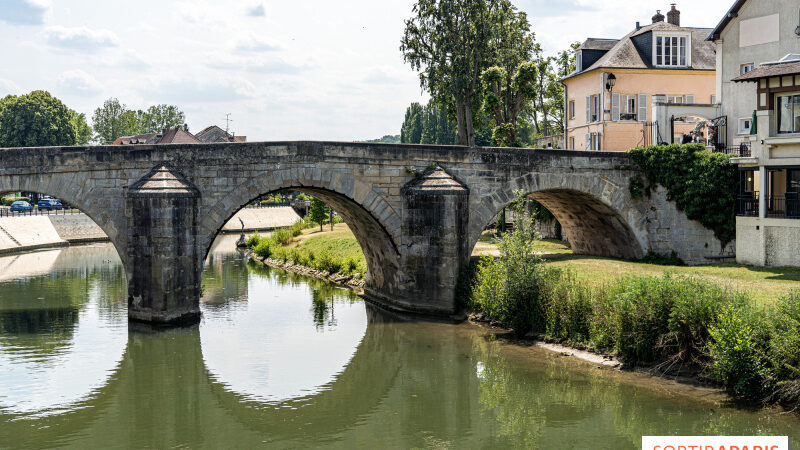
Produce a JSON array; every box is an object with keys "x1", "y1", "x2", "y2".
[{"x1": 0, "y1": 142, "x2": 723, "y2": 324}]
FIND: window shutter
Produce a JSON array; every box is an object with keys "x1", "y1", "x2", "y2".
[
  {"x1": 586, "y1": 96, "x2": 591, "y2": 123},
  {"x1": 638, "y1": 94, "x2": 648, "y2": 122},
  {"x1": 596, "y1": 133, "x2": 601, "y2": 151},
  {"x1": 585, "y1": 133, "x2": 591, "y2": 150},
  {"x1": 611, "y1": 93, "x2": 620, "y2": 121},
  {"x1": 685, "y1": 94, "x2": 695, "y2": 104}
]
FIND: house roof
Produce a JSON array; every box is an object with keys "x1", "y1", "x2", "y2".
[
  {"x1": 112, "y1": 127, "x2": 200, "y2": 145},
  {"x1": 564, "y1": 21, "x2": 715, "y2": 81},
  {"x1": 732, "y1": 60, "x2": 800, "y2": 82},
  {"x1": 158, "y1": 127, "x2": 201, "y2": 144},
  {"x1": 195, "y1": 125, "x2": 246, "y2": 143},
  {"x1": 578, "y1": 38, "x2": 618, "y2": 51},
  {"x1": 706, "y1": 0, "x2": 748, "y2": 41}
]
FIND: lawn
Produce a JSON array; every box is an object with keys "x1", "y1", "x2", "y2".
[{"x1": 295, "y1": 226, "x2": 800, "y2": 305}]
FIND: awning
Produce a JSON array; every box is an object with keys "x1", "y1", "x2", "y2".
[{"x1": 733, "y1": 60, "x2": 800, "y2": 82}]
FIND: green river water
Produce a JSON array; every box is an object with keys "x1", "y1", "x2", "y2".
[{"x1": 0, "y1": 234, "x2": 798, "y2": 449}]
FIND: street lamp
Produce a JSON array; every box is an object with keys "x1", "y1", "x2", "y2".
[{"x1": 605, "y1": 73, "x2": 616, "y2": 92}]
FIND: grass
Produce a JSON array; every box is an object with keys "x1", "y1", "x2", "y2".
[
  {"x1": 289, "y1": 227, "x2": 800, "y2": 305},
  {"x1": 545, "y1": 255, "x2": 800, "y2": 306}
]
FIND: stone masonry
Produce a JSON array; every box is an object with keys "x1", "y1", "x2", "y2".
[{"x1": 0, "y1": 142, "x2": 726, "y2": 324}]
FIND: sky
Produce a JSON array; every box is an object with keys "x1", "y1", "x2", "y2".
[{"x1": 0, "y1": 0, "x2": 733, "y2": 141}]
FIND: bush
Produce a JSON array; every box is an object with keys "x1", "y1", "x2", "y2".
[
  {"x1": 253, "y1": 238, "x2": 275, "y2": 259},
  {"x1": 768, "y1": 291, "x2": 800, "y2": 408},
  {"x1": 245, "y1": 232, "x2": 262, "y2": 249},
  {"x1": 314, "y1": 250, "x2": 342, "y2": 274},
  {"x1": 271, "y1": 227, "x2": 294, "y2": 246},
  {"x1": 545, "y1": 273, "x2": 594, "y2": 344},
  {"x1": 1, "y1": 196, "x2": 30, "y2": 206},
  {"x1": 708, "y1": 302, "x2": 772, "y2": 398}
]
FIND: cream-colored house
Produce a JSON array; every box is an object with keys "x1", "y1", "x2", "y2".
[
  {"x1": 707, "y1": 0, "x2": 800, "y2": 267},
  {"x1": 562, "y1": 5, "x2": 717, "y2": 151}
]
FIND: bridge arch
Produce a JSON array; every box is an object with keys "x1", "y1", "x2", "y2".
[
  {"x1": 469, "y1": 173, "x2": 646, "y2": 260},
  {"x1": 0, "y1": 174, "x2": 128, "y2": 268},
  {"x1": 198, "y1": 170, "x2": 404, "y2": 295}
]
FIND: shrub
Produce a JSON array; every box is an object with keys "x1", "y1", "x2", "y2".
[
  {"x1": 314, "y1": 250, "x2": 342, "y2": 274},
  {"x1": 289, "y1": 221, "x2": 304, "y2": 237},
  {"x1": 545, "y1": 273, "x2": 594, "y2": 344},
  {"x1": 245, "y1": 232, "x2": 262, "y2": 249},
  {"x1": 637, "y1": 251, "x2": 684, "y2": 266},
  {"x1": 768, "y1": 291, "x2": 800, "y2": 408},
  {"x1": 253, "y1": 238, "x2": 275, "y2": 259},
  {"x1": 1, "y1": 196, "x2": 30, "y2": 206},
  {"x1": 708, "y1": 302, "x2": 772, "y2": 398},
  {"x1": 271, "y1": 227, "x2": 294, "y2": 245}
]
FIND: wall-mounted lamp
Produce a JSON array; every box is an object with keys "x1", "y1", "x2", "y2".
[{"x1": 605, "y1": 73, "x2": 616, "y2": 92}]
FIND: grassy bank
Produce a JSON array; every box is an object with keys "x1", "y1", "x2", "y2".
[
  {"x1": 469, "y1": 198, "x2": 800, "y2": 410},
  {"x1": 246, "y1": 222, "x2": 367, "y2": 278}
]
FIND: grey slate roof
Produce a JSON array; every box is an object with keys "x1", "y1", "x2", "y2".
[
  {"x1": 565, "y1": 21, "x2": 715, "y2": 80},
  {"x1": 578, "y1": 39, "x2": 618, "y2": 51},
  {"x1": 732, "y1": 60, "x2": 800, "y2": 82}
]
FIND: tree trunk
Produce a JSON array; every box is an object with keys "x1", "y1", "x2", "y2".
[
  {"x1": 464, "y1": 96, "x2": 475, "y2": 147},
  {"x1": 455, "y1": 100, "x2": 468, "y2": 146}
]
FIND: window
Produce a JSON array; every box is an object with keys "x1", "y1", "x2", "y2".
[
  {"x1": 777, "y1": 94, "x2": 800, "y2": 134},
  {"x1": 655, "y1": 35, "x2": 688, "y2": 66},
  {"x1": 586, "y1": 94, "x2": 600, "y2": 123},
  {"x1": 585, "y1": 132, "x2": 601, "y2": 150},
  {"x1": 668, "y1": 95, "x2": 684, "y2": 104},
  {"x1": 738, "y1": 117, "x2": 752, "y2": 135},
  {"x1": 619, "y1": 94, "x2": 637, "y2": 121},
  {"x1": 569, "y1": 137, "x2": 575, "y2": 149},
  {"x1": 569, "y1": 100, "x2": 575, "y2": 119},
  {"x1": 741, "y1": 63, "x2": 755, "y2": 75}
]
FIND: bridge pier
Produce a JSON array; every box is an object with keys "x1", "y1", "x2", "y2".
[
  {"x1": 126, "y1": 166, "x2": 202, "y2": 325},
  {"x1": 380, "y1": 166, "x2": 469, "y2": 316}
]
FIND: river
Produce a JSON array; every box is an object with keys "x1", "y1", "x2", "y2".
[{"x1": 0, "y1": 235, "x2": 798, "y2": 448}]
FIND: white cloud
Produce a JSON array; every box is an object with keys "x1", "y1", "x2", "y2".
[
  {"x1": 0, "y1": 79, "x2": 22, "y2": 96},
  {"x1": 45, "y1": 26, "x2": 119, "y2": 51},
  {"x1": 362, "y1": 67, "x2": 409, "y2": 85},
  {"x1": 142, "y1": 76, "x2": 258, "y2": 104},
  {"x1": 234, "y1": 35, "x2": 281, "y2": 53},
  {"x1": 208, "y1": 54, "x2": 313, "y2": 75},
  {"x1": 0, "y1": 0, "x2": 50, "y2": 26},
  {"x1": 57, "y1": 70, "x2": 102, "y2": 95},
  {"x1": 246, "y1": 3, "x2": 265, "y2": 17}
]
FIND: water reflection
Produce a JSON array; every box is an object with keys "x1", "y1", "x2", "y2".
[
  {"x1": 200, "y1": 234, "x2": 368, "y2": 404},
  {"x1": 0, "y1": 238, "x2": 798, "y2": 449}
]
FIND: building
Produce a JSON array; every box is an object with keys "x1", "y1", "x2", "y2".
[
  {"x1": 710, "y1": 0, "x2": 800, "y2": 266},
  {"x1": 195, "y1": 125, "x2": 246, "y2": 143},
  {"x1": 707, "y1": 0, "x2": 800, "y2": 151},
  {"x1": 562, "y1": 4, "x2": 717, "y2": 151},
  {"x1": 112, "y1": 126, "x2": 201, "y2": 145}
]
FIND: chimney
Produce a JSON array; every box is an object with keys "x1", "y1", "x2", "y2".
[
  {"x1": 636, "y1": 21, "x2": 641, "y2": 30},
  {"x1": 652, "y1": 9, "x2": 665, "y2": 23},
  {"x1": 667, "y1": 4, "x2": 680, "y2": 26}
]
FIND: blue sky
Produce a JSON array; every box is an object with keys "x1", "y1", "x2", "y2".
[{"x1": 0, "y1": 0, "x2": 732, "y2": 141}]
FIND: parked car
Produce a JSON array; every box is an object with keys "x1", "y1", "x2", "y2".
[
  {"x1": 10, "y1": 201, "x2": 32, "y2": 212},
  {"x1": 37, "y1": 199, "x2": 63, "y2": 210}
]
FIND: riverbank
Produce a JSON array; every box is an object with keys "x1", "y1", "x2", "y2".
[
  {"x1": 249, "y1": 252, "x2": 366, "y2": 289},
  {"x1": 0, "y1": 206, "x2": 302, "y2": 255}
]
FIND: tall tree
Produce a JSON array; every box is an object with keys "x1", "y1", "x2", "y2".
[
  {"x1": 309, "y1": 198, "x2": 329, "y2": 232},
  {"x1": 92, "y1": 98, "x2": 141, "y2": 144},
  {"x1": 69, "y1": 110, "x2": 93, "y2": 145},
  {"x1": 139, "y1": 104, "x2": 185, "y2": 133},
  {"x1": 401, "y1": 0, "x2": 504, "y2": 147},
  {"x1": 0, "y1": 91, "x2": 76, "y2": 147},
  {"x1": 400, "y1": 102, "x2": 423, "y2": 144}
]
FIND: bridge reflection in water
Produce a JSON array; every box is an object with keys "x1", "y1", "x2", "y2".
[{"x1": 1, "y1": 239, "x2": 799, "y2": 448}]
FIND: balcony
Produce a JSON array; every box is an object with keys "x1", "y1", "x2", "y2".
[
  {"x1": 715, "y1": 142, "x2": 751, "y2": 157},
  {"x1": 736, "y1": 193, "x2": 759, "y2": 217}
]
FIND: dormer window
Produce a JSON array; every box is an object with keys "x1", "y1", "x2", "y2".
[{"x1": 653, "y1": 32, "x2": 691, "y2": 67}]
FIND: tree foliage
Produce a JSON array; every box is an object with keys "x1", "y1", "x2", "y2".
[
  {"x1": 627, "y1": 144, "x2": 738, "y2": 247},
  {"x1": 69, "y1": 110, "x2": 92, "y2": 145},
  {"x1": 401, "y1": 100, "x2": 457, "y2": 145},
  {"x1": 91, "y1": 98, "x2": 185, "y2": 144},
  {"x1": 400, "y1": 102, "x2": 423, "y2": 144},
  {"x1": 309, "y1": 198, "x2": 330, "y2": 232},
  {"x1": 401, "y1": 0, "x2": 506, "y2": 146},
  {"x1": 0, "y1": 91, "x2": 77, "y2": 147}
]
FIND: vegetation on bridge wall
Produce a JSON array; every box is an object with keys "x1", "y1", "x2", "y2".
[{"x1": 627, "y1": 144, "x2": 738, "y2": 247}]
